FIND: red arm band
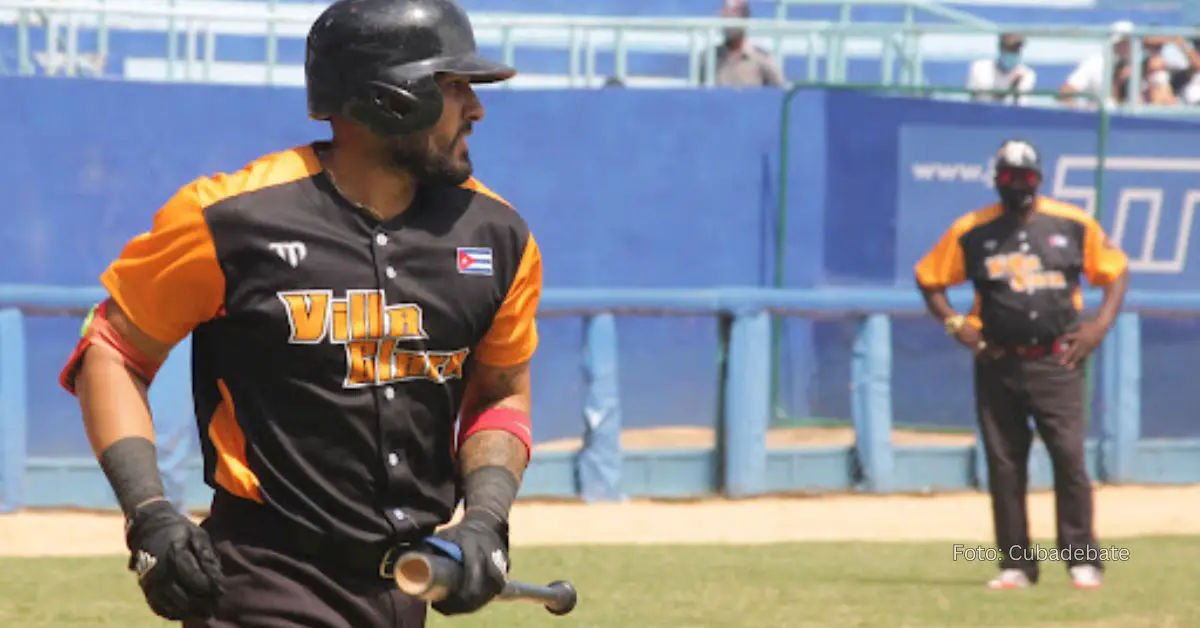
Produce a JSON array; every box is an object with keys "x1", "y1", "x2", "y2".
[
  {"x1": 59, "y1": 300, "x2": 164, "y2": 396},
  {"x1": 455, "y1": 407, "x2": 533, "y2": 462}
]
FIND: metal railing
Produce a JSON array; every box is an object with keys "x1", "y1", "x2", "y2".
[
  {"x1": 2, "y1": 0, "x2": 1200, "y2": 111},
  {"x1": 768, "y1": 0, "x2": 1000, "y2": 29},
  {"x1": 761, "y1": 0, "x2": 998, "y2": 85}
]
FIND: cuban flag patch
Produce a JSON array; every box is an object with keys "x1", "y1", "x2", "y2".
[{"x1": 457, "y1": 247, "x2": 494, "y2": 276}]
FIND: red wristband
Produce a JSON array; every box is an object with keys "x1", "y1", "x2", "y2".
[{"x1": 456, "y1": 407, "x2": 532, "y2": 461}]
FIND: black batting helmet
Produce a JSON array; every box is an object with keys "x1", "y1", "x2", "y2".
[{"x1": 304, "y1": 0, "x2": 516, "y2": 138}]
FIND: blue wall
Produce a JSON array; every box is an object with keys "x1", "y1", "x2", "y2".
[{"x1": 6, "y1": 77, "x2": 1200, "y2": 458}]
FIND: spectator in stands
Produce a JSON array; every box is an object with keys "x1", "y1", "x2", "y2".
[
  {"x1": 966, "y1": 33, "x2": 1037, "y2": 105},
  {"x1": 1115, "y1": 54, "x2": 1178, "y2": 105},
  {"x1": 1059, "y1": 20, "x2": 1175, "y2": 108},
  {"x1": 699, "y1": 0, "x2": 786, "y2": 88},
  {"x1": 1162, "y1": 34, "x2": 1200, "y2": 104}
]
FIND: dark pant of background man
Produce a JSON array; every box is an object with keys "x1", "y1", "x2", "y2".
[{"x1": 974, "y1": 351, "x2": 1101, "y2": 583}]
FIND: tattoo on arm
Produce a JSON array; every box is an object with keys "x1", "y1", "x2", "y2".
[
  {"x1": 459, "y1": 430, "x2": 528, "y2": 482},
  {"x1": 460, "y1": 361, "x2": 531, "y2": 481},
  {"x1": 456, "y1": 401, "x2": 529, "y2": 526},
  {"x1": 464, "y1": 362, "x2": 530, "y2": 414},
  {"x1": 456, "y1": 360, "x2": 533, "y2": 517}
]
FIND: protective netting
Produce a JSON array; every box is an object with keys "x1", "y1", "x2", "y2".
[
  {"x1": 22, "y1": 313, "x2": 204, "y2": 459},
  {"x1": 24, "y1": 315, "x2": 93, "y2": 457},
  {"x1": 774, "y1": 316, "x2": 856, "y2": 428},
  {"x1": 19, "y1": 313, "x2": 726, "y2": 456},
  {"x1": 1139, "y1": 315, "x2": 1200, "y2": 439},
  {"x1": 18, "y1": 310, "x2": 1194, "y2": 459},
  {"x1": 774, "y1": 313, "x2": 1113, "y2": 441},
  {"x1": 532, "y1": 314, "x2": 724, "y2": 445}
]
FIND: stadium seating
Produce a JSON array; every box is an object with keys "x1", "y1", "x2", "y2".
[{"x1": 0, "y1": 0, "x2": 1192, "y2": 93}]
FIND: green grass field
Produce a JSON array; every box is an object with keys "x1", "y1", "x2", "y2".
[{"x1": 4, "y1": 538, "x2": 1199, "y2": 627}]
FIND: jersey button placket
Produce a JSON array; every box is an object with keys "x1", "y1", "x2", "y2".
[
  {"x1": 372, "y1": 229, "x2": 397, "y2": 528},
  {"x1": 373, "y1": 227, "x2": 416, "y2": 535}
]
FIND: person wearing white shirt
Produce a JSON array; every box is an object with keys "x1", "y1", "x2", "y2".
[
  {"x1": 1162, "y1": 35, "x2": 1200, "y2": 104},
  {"x1": 967, "y1": 33, "x2": 1037, "y2": 105},
  {"x1": 1059, "y1": 20, "x2": 1176, "y2": 108},
  {"x1": 1059, "y1": 21, "x2": 1132, "y2": 108}
]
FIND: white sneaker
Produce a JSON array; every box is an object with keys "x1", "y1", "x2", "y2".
[
  {"x1": 987, "y1": 569, "x2": 1032, "y2": 589},
  {"x1": 1069, "y1": 565, "x2": 1102, "y2": 589}
]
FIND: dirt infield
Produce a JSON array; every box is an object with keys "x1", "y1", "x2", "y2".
[
  {"x1": 1, "y1": 427, "x2": 1196, "y2": 557},
  {"x1": 3, "y1": 484, "x2": 1198, "y2": 557}
]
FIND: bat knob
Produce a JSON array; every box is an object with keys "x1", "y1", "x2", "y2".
[{"x1": 546, "y1": 580, "x2": 578, "y2": 616}]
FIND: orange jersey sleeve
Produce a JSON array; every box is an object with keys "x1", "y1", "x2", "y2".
[
  {"x1": 100, "y1": 184, "x2": 226, "y2": 346},
  {"x1": 914, "y1": 217, "x2": 972, "y2": 289},
  {"x1": 474, "y1": 234, "x2": 543, "y2": 367},
  {"x1": 98, "y1": 147, "x2": 321, "y2": 346},
  {"x1": 1082, "y1": 218, "x2": 1129, "y2": 286}
]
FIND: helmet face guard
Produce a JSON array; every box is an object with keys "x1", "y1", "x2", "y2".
[{"x1": 305, "y1": 0, "x2": 516, "y2": 139}]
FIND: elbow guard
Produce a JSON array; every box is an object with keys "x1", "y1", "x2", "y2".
[{"x1": 59, "y1": 300, "x2": 164, "y2": 396}]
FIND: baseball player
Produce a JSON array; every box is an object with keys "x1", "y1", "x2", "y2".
[
  {"x1": 914, "y1": 139, "x2": 1129, "y2": 590},
  {"x1": 57, "y1": 0, "x2": 541, "y2": 625}
]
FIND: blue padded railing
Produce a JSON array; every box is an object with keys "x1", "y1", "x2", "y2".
[{"x1": 0, "y1": 284, "x2": 1192, "y2": 511}]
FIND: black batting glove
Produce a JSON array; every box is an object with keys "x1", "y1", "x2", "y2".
[
  {"x1": 423, "y1": 512, "x2": 510, "y2": 616},
  {"x1": 125, "y1": 499, "x2": 226, "y2": 620}
]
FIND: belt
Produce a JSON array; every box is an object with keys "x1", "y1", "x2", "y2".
[
  {"x1": 207, "y1": 490, "x2": 423, "y2": 579},
  {"x1": 280, "y1": 518, "x2": 414, "y2": 579},
  {"x1": 990, "y1": 338, "x2": 1068, "y2": 359}
]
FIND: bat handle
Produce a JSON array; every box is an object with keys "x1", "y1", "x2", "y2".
[
  {"x1": 394, "y1": 551, "x2": 462, "y2": 602},
  {"x1": 394, "y1": 549, "x2": 578, "y2": 616}
]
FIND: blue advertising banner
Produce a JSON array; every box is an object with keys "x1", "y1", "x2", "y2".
[{"x1": 896, "y1": 124, "x2": 1200, "y2": 292}]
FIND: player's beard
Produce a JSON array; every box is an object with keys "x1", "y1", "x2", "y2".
[{"x1": 386, "y1": 126, "x2": 473, "y2": 186}]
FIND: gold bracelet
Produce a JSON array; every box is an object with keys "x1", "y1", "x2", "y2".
[{"x1": 943, "y1": 314, "x2": 966, "y2": 336}]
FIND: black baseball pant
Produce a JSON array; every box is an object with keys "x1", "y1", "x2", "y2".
[
  {"x1": 974, "y1": 350, "x2": 1101, "y2": 582},
  {"x1": 183, "y1": 492, "x2": 428, "y2": 628}
]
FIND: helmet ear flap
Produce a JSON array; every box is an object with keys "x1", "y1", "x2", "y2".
[
  {"x1": 342, "y1": 77, "x2": 444, "y2": 139},
  {"x1": 368, "y1": 81, "x2": 423, "y2": 114}
]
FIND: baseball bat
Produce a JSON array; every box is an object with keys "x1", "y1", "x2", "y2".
[{"x1": 393, "y1": 549, "x2": 578, "y2": 616}]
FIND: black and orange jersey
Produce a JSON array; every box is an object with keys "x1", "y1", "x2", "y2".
[
  {"x1": 914, "y1": 197, "x2": 1127, "y2": 346},
  {"x1": 72, "y1": 142, "x2": 542, "y2": 546}
]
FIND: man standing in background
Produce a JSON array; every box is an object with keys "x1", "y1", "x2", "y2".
[
  {"x1": 913, "y1": 139, "x2": 1128, "y2": 591},
  {"x1": 700, "y1": 0, "x2": 787, "y2": 87}
]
